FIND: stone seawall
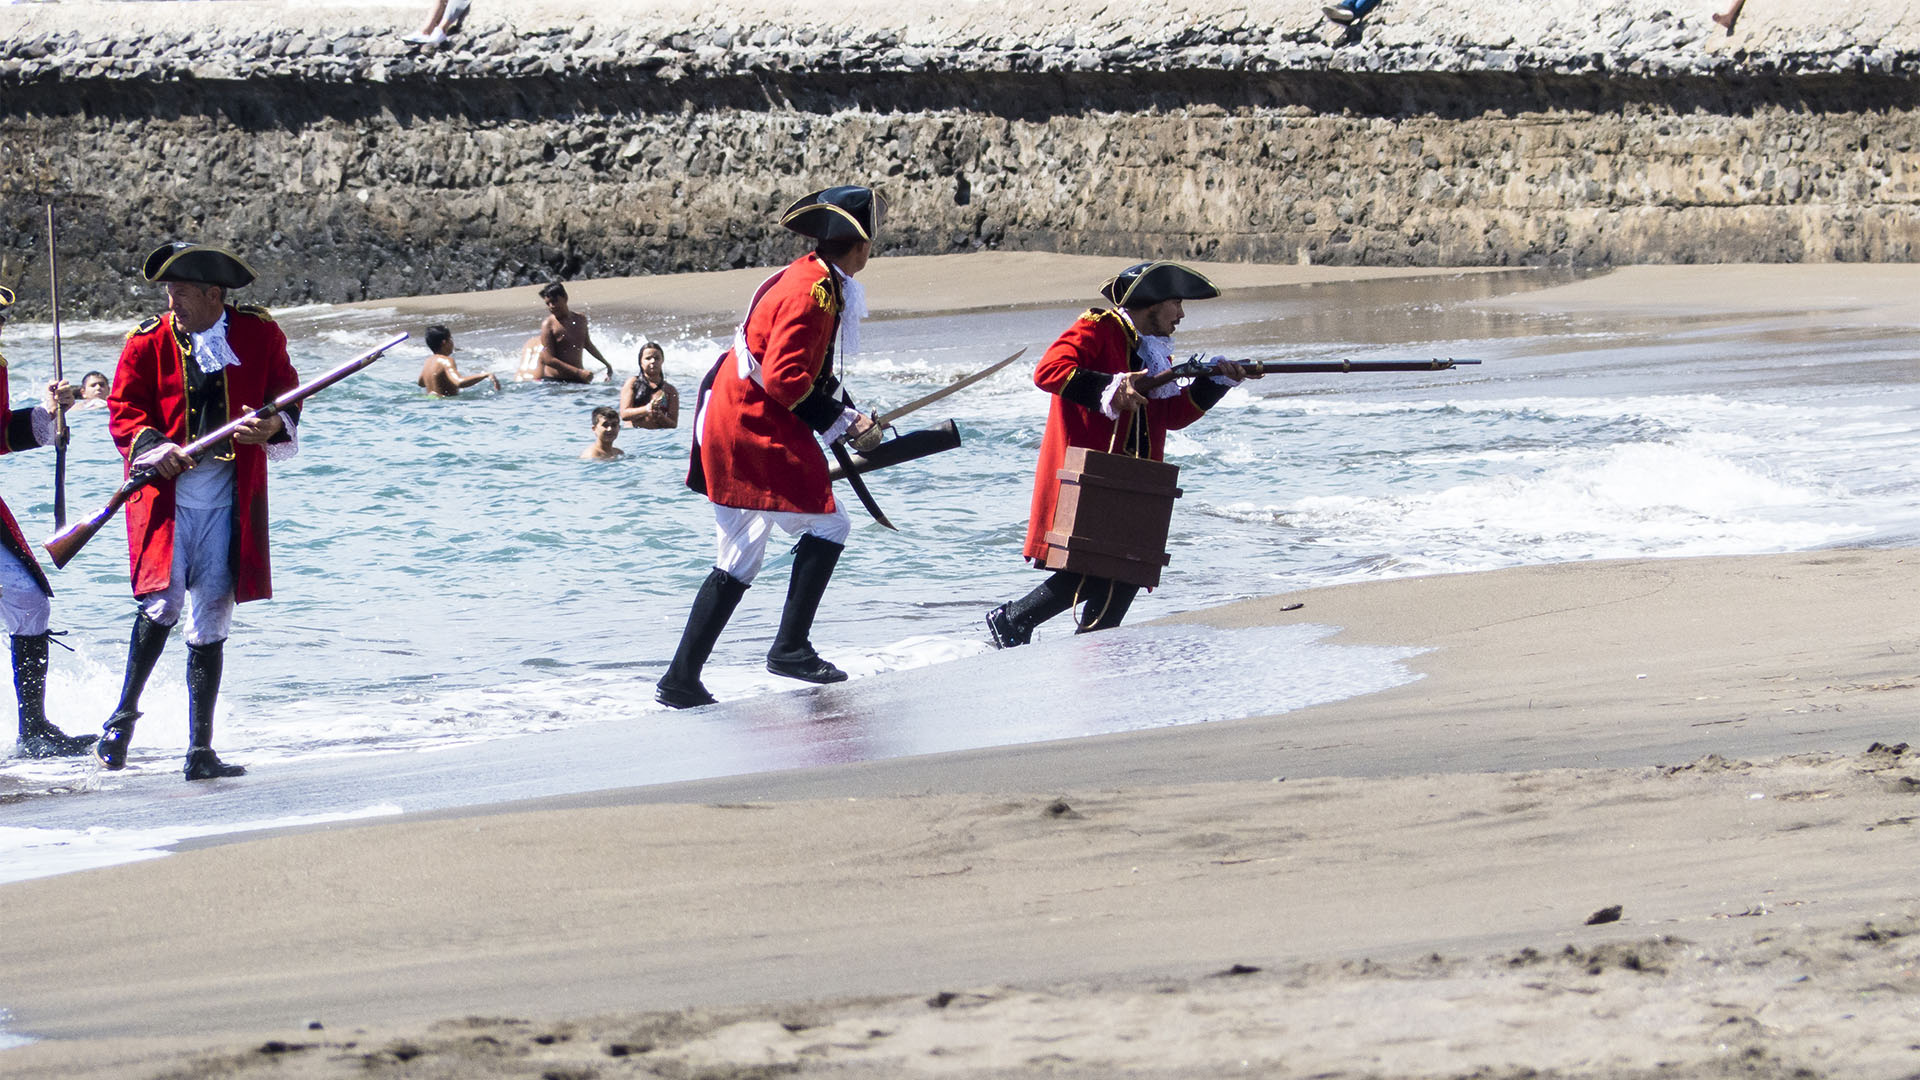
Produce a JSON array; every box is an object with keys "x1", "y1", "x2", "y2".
[{"x1": 3, "y1": 0, "x2": 1918, "y2": 315}]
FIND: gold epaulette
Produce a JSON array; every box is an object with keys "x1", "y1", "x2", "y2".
[
  {"x1": 236, "y1": 303, "x2": 275, "y2": 323},
  {"x1": 1085, "y1": 305, "x2": 1138, "y2": 346},
  {"x1": 808, "y1": 277, "x2": 842, "y2": 314},
  {"x1": 127, "y1": 315, "x2": 163, "y2": 340}
]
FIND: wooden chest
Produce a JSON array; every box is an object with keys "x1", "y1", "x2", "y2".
[{"x1": 1041, "y1": 447, "x2": 1183, "y2": 589}]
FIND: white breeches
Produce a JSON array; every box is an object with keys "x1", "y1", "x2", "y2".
[
  {"x1": 0, "y1": 547, "x2": 50, "y2": 636},
  {"x1": 711, "y1": 502, "x2": 850, "y2": 583},
  {"x1": 138, "y1": 503, "x2": 235, "y2": 645}
]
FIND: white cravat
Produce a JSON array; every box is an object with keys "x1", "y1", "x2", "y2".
[
  {"x1": 188, "y1": 312, "x2": 243, "y2": 374},
  {"x1": 836, "y1": 270, "x2": 867, "y2": 357},
  {"x1": 1137, "y1": 334, "x2": 1182, "y2": 399}
]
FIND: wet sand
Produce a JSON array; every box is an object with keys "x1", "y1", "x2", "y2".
[{"x1": 3, "y1": 548, "x2": 1917, "y2": 1078}]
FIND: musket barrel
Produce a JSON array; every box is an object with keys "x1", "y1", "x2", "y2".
[
  {"x1": 1247, "y1": 359, "x2": 1482, "y2": 374},
  {"x1": 1140, "y1": 357, "x2": 1481, "y2": 392},
  {"x1": 47, "y1": 204, "x2": 67, "y2": 528}
]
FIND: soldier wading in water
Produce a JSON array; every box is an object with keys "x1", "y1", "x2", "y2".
[
  {"x1": 96, "y1": 243, "x2": 301, "y2": 780},
  {"x1": 656, "y1": 186, "x2": 887, "y2": 709},
  {"x1": 986, "y1": 261, "x2": 1260, "y2": 646}
]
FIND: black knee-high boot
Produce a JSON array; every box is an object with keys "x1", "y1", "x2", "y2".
[
  {"x1": 655, "y1": 569, "x2": 750, "y2": 709},
  {"x1": 183, "y1": 639, "x2": 243, "y2": 780},
  {"x1": 13, "y1": 632, "x2": 96, "y2": 758},
  {"x1": 96, "y1": 612, "x2": 172, "y2": 770},
  {"x1": 765, "y1": 534, "x2": 847, "y2": 684},
  {"x1": 984, "y1": 570, "x2": 1079, "y2": 648}
]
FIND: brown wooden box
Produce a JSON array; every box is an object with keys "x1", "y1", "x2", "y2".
[{"x1": 1041, "y1": 447, "x2": 1183, "y2": 589}]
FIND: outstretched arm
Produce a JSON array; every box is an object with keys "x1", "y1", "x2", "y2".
[
  {"x1": 582, "y1": 331, "x2": 614, "y2": 378},
  {"x1": 448, "y1": 359, "x2": 498, "y2": 391}
]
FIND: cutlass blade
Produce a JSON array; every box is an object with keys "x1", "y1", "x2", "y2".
[{"x1": 875, "y1": 347, "x2": 1027, "y2": 428}]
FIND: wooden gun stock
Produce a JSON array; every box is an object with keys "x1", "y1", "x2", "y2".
[{"x1": 43, "y1": 333, "x2": 407, "y2": 569}]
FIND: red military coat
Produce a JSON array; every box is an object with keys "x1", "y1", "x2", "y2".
[
  {"x1": 0, "y1": 353, "x2": 54, "y2": 598},
  {"x1": 689, "y1": 253, "x2": 844, "y2": 514},
  {"x1": 1021, "y1": 308, "x2": 1212, "y2": 563},
  {"x1": 108, "y1": 307, "x2": 299, "y2": 603}
]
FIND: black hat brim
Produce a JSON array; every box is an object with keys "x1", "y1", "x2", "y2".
[
  {"x1": 1100, "y1": 261, "x2": 1221, "y2": 308},
  {"x1": 142, "y1": 243, "x2": 257, "y2": 289},
  {"x1": 781, "y1": 186, "x2": 884, "y2": 242},
  {"x1": 0, "y1": 285, "x2": 14, "y2": 310}
]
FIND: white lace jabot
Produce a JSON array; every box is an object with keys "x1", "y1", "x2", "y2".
[{"x1": 188, "y1": 312, "x2": 244, "y2": 375}]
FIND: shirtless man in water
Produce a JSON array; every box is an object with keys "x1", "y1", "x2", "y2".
[
  {"x1": 517, "y1": 282, "x2": 613, "y2": 383},
  {"x1": 417, "y1": 325, "x2": 500, "y2": 396}
]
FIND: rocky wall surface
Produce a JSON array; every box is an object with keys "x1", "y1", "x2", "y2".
[{"x1": 3, "y1": 2, "x2": 1918, "y2": 315}]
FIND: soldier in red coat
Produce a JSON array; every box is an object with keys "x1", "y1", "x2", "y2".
[
  {"x1": 0, "y1": 286, "x2": 94, "y2": 758},
  {"x1": 985, "y1": 261, "x2": 1260, "y2": 647},
  {"x1": 95, "y1": 243, "x2": 301, "y2": 780},
  {"x1": 656, "y1": 186, "x2": 885, "y2": 709}
]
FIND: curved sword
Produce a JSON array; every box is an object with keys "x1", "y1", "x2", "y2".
[{"x1": 875, "y1": 347, "x2": 1026, "y2": 427}]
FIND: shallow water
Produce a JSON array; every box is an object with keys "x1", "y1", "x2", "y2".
[{"x1": 0, "y1": 264, "x2": 1916, "y2": 872}]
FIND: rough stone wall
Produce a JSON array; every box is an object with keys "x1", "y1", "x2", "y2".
[{"x1": 3, "y1": 6, "x2": 1918, "y2": 315}]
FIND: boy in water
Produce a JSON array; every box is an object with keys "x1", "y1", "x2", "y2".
[
  {"x1": 416, "y1": 326, "x2": 500, "y2": 397},
  {"x1": 581, "y1": 405, "x2": 623, "y2": 460},
  {"x1": 73, "y1": 370, "x2": 112, "y2": 411},
  {"x1": 519, "y1": 283, "x2": 613, "y2": 383}
]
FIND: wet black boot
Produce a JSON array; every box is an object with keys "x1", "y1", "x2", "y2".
[
  {"x1": 765, "y1": 535, "x2": 847, "y2": 684},
  {"x1": 183, "y1": 639, "x2": 244, "y2": 780},
  {"x1": 97, "y1": 612, "x2": 172, "y2": 770},
  {"x1": 984, "y1": 572, "x2": 1078, "y2": 649},
  {"x1": 13, "y1": 633, "x2": 96, "y2": 758},
  {"x1": 655, "y1": 569, "x2": 750, "y2": 709}
]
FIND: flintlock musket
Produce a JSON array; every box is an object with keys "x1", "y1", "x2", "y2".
[{"x1": 1138, "y1": 357, "x2": 1482, "y2": 393}]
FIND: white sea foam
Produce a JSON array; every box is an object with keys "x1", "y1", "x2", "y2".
[{"x1": 0, "y1": 804, "x2": 402, "y2": 887}]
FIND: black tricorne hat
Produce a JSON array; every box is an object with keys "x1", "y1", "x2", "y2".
[
  {"x1": 0, "y1": 285, "x2": 14, "y2": 315},
  {"x1": 780, "y1": 186, "x2": 885, "y2": 243},
  {"x1": 1099, "y1": 261, "x2": 1221, "y2": 308},
  {"x1": 141, "y1": 242, "x2": 257, "y2": 289}
]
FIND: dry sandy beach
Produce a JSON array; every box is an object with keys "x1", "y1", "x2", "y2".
[{"x1": 3, "y1": 545, "x2": 1917, "y2": 1079}]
